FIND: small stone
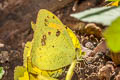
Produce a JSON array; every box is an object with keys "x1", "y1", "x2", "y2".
[
  {"x1": 0, "y1": 51, "x2": 9, "y2": 63},
  {"x1": 115, "y1": 72, "x2": 120, "y2": 80},
  {"x1": 58, "y1": 0, "x2": 62, "y2": 1},
  {"x1": 85, "y1": 41, "x2": 94, "y2": 49},
  {"x1": 0, "y1": 43, "x2": 4, "y2": 48},
  {"x1": 98, "y1": 64, "x2": 114, "y2": 80}
]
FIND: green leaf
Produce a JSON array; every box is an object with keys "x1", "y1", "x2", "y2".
[
  {"x1": 70, "y1": 6, "x2": 120, "y2": 25},
  {"x1": 103, "y1": 17, "x2": 120, "y2": 53},
  {"x1": 0, "y1": 67, "x2": 5, "y2": 79}
]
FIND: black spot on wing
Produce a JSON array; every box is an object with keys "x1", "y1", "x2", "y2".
[
  {"x1": 65, "y1": 26, "x2": 67, "y2": 29},
  {"x1": 75, "y1": 48, "x2": 79, "y2": 52},
  {"x1": 43, "y1": 35, "x2": 46, "y2": 39},
  {"x1": 39, "y1": 48, "x2": 41, "y2": 50},
  {"x1": 56, "y1": 29, "x2": 60, "y2": 37},
  {"x1": 52, "y1": 45, "x2": 54, "y2": 48},
  {"x1": 53, "y1": 16, "x2": 55, "y2": 19},
  {"x1": 47, "y1": 16, "x2": 49, "y2": 18},
  {"x1": 41, "y1": 34, "x2": 47, "y2": 46},
  {"x1": 45, "y1": 19, "x2": 48, "y2": 22},
  {"x1": 26, "y1": 46, "x2": 29, "y2": 48},
  {"x1": 48, "y1": 32, "x2": 51, "y2": 35},
  {"x1": 44, "y1": 23, "x2": 47, "y2": 26}
]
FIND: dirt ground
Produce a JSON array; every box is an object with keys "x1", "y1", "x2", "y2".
[{"x1": 0, "y1": 0, "x2": 120, "y2": 80}]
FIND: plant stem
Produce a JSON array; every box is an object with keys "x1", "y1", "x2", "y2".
[{"x1": 65, "y1": 60, "x2": 77, "y2": 80}]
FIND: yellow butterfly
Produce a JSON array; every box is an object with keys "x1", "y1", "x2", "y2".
[{"x1": 14, "y1": 9, "x2": 82, "y2": 80}]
